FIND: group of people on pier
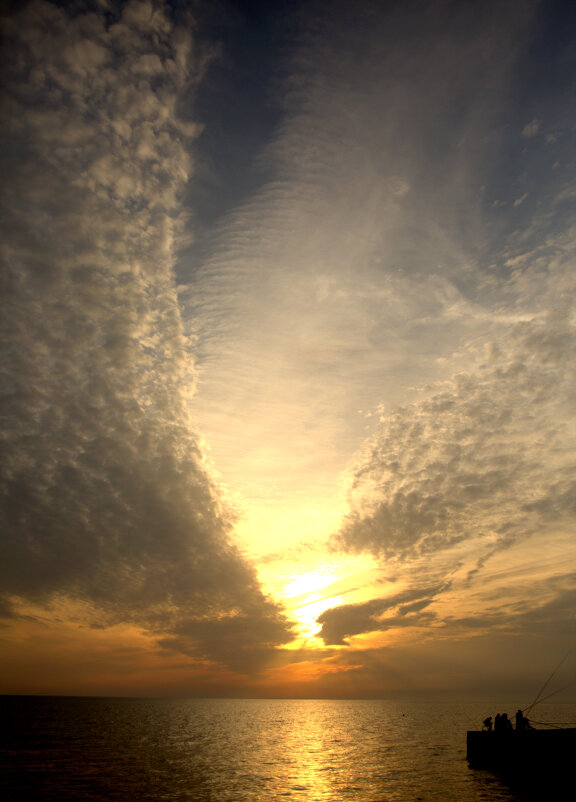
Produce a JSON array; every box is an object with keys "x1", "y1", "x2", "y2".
[{"x1": 482, "y1": 710, "x2": 532, "y2": 732}]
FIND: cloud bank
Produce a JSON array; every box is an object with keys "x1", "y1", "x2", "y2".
[
  {"x1": 0, "y1": 0, "x2": 293, "y2": 674},
  {"x1": 337, "y1": 312, "x2": 576, "y2": 562},
  {"x1": 325, "y1": 257, "x2": 576, "y2": 646}
]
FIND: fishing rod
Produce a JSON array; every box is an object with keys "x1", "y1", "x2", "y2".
[
  {"x1": 525, "y1": 680, "x2": 576, "y2": 709},
  {"x1": 524, "y1": 649, "x2": 573, "y2": 717}
]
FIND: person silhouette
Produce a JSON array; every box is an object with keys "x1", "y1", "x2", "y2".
[
  {"x1": 483, "y1": 716, "x2": 493, "y2": 731},
  {"x1": 515, "y1": 709, "x2": 531, "y2": 731}
]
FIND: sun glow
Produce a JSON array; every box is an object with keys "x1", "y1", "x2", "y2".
[
  {"x1": 290, "y1": 595, "x2": 345, "y2": 644},
  {"x1": 278, "y1": 567, "x2": 344, "y2": 644},
  {"x1": 283, "y1": 568, "x2": 340, "y2": 599},
  {"x1": 264, "y1": 554, "x2": 385, "y2": 648}
]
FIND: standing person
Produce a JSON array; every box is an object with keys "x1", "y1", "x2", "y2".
[{"x1": 515, "y1": 709, "x2": 531, "y2": 730}]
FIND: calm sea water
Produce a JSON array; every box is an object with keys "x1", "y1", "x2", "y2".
[{"x1": 1, "y1": 697, "x2": 574, "y2": 801}]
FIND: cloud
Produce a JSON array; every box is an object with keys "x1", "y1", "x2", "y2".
[
  {"x1": 335, "y1": 310, "x2": 576, "y2": 565},
  {"x1": 178, "y1": 0, "x2": 544, "y2": 524},
  {"x1": 447, "y1": 586, "x2": 576, "y2": 637},
  {"x1": 3, "y1": 0, "x2": 574, "y2": 696},
  {"x1": 317, "y1": 584, "x2": 445, "y2": 645},
  {"x1": 0, "y1": 0, "x2": 294, "y2": 673},
  {"x1": 157, "y1": 610, "x2": 293, "y2": 674},
  {"x1": 522, "y1": 119, "x2": 541, "y2": 137},
  {"x1": 325, "y1": 247, "x2": 576, "y2": 654}
]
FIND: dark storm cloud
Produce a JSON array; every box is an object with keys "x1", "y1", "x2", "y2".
[
  {"x1": 0, "y1": 0, "x2": 294, "y2": 671},
  {"x1": 317, "y1": 584, "x2": 444, "y2": 645}
]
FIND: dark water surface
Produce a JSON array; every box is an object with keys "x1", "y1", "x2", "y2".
[{"x1": 1, "y1": 697, "x2": 574, "y2": 800}]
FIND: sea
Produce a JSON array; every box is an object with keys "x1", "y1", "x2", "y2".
[{"x1": 1, "y1": 696, "x2": 574, "y2": 801}]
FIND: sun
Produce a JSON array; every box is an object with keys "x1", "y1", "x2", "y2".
[
  {"x1": 258, "y1": 552, "x2": 383, "y2": 648},
  {"x1": 289, "y1": 595, "x2": 345, "y2": 644},
  {"x1": 283, "y1": 568, "x2": 340, "y2": 599},
  {"x1": 278, "y1": 567, "x2": 345, "y2": 645}
]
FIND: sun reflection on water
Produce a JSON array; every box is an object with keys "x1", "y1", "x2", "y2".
[{"x1": 3, "y1": 696, "x2": 530, "y2": 800}]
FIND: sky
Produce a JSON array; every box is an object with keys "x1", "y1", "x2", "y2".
[{"x1": 1, "y1": 0, "x2": 575, "y2": 700}]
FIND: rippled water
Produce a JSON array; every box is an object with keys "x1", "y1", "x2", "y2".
[{"x1": 1, "y1": 697, "x2": 574, "y2": 800}]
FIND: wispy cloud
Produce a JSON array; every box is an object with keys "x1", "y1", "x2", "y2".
[{"x1": 182, "y1": 0, "x2": 543, "y2": 521}]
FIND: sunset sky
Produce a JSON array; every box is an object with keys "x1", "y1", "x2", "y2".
[{"x1": 1, "y1": 0, "x2": 575, "y2": 700}]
